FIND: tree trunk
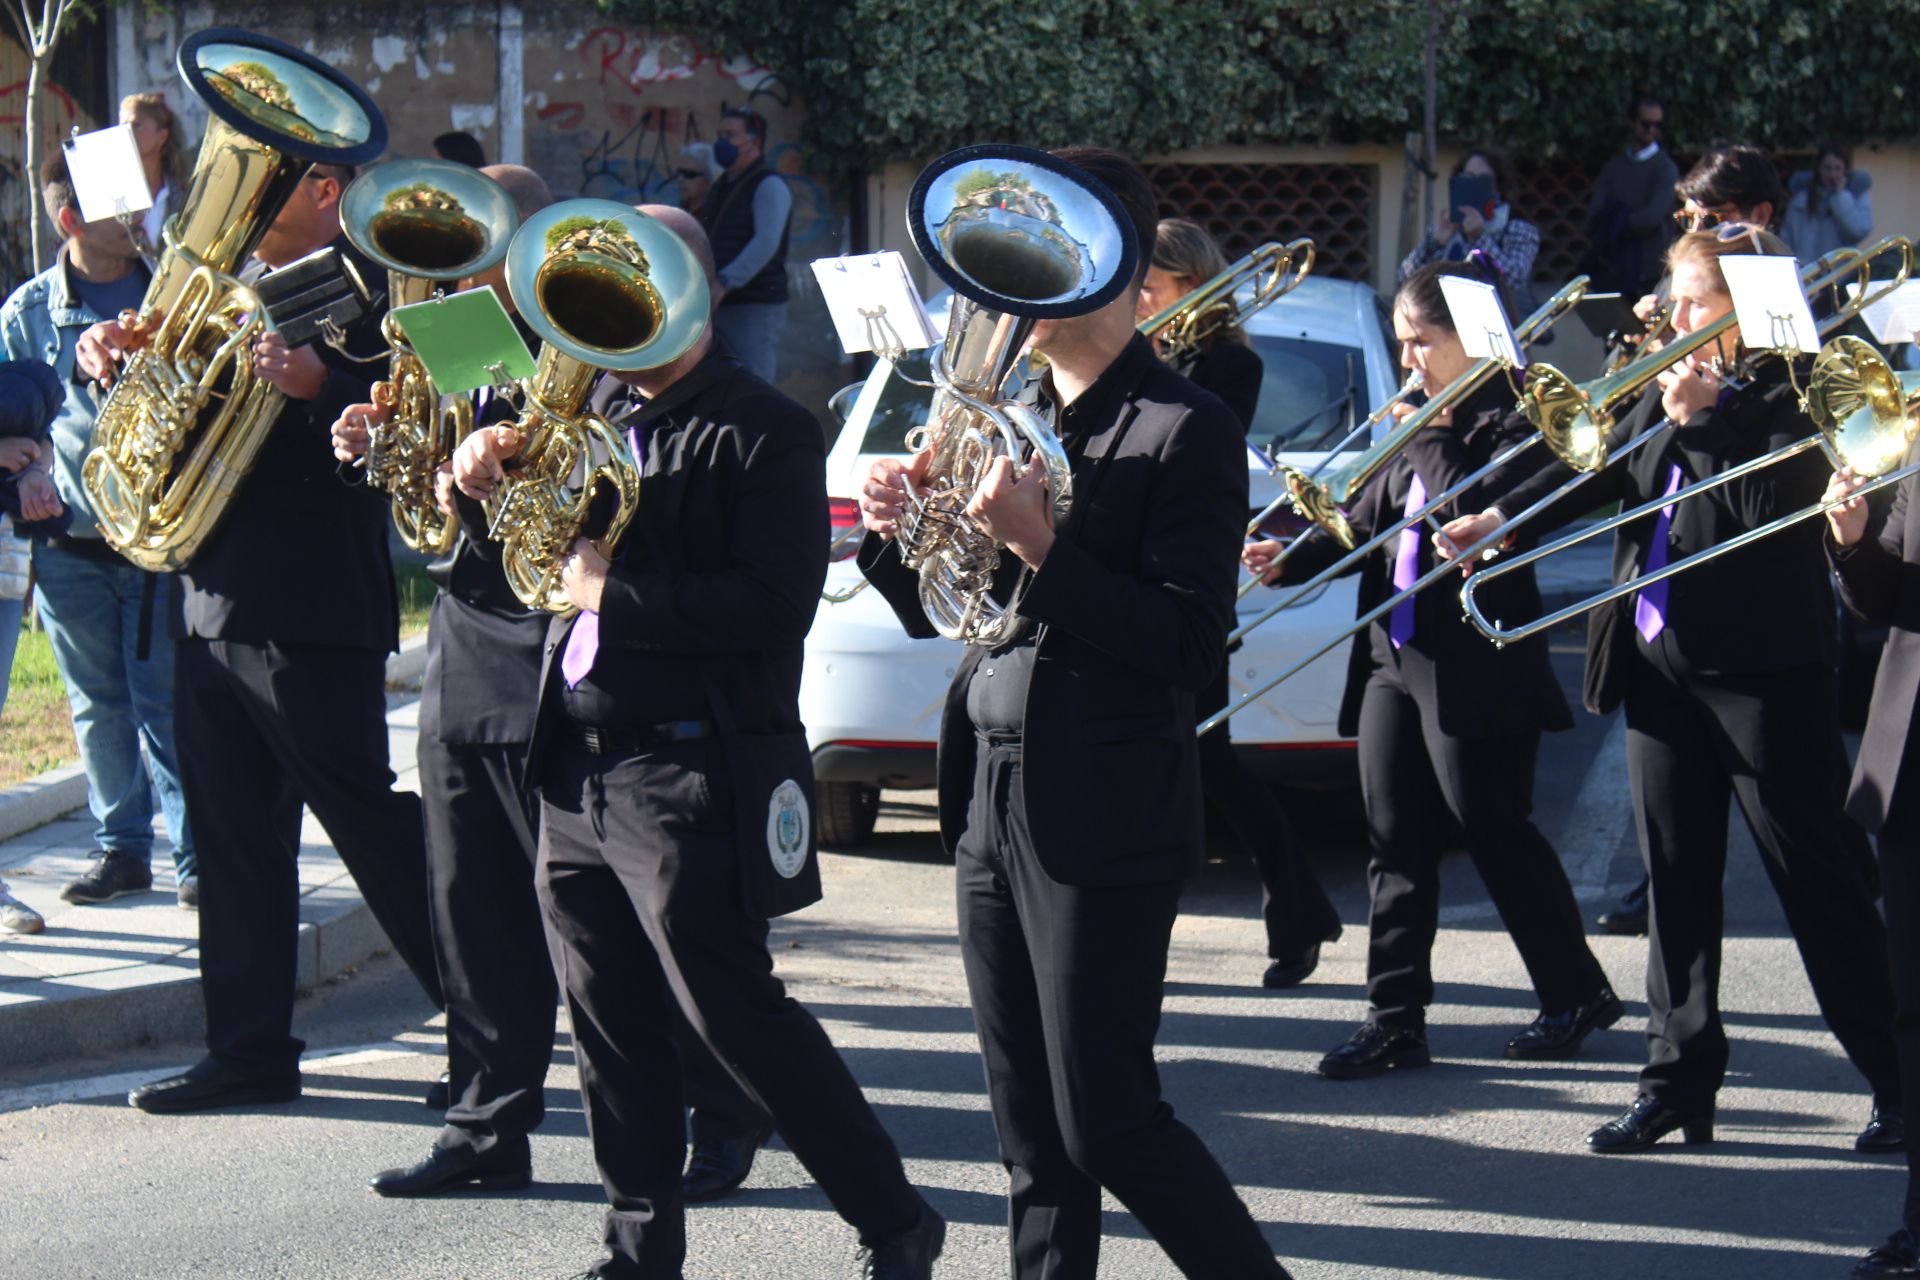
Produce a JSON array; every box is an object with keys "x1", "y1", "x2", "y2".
[
  {"x1": 1421, "y1": 0, "x2": 1440, "y2": 237},
  {"x1": 25, "y1": 48, "x2": 46, "y2": 272}
]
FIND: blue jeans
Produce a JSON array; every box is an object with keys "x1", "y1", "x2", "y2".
[
  {"x1": 0, "y1": 594, "x2": 22, "y2": 721},
  {"x1": 32, "y1": 541, "x2": 194, "y2": 877},
  {"x1": 712, "y1": 301, "x2": 788, "y2": 384}
]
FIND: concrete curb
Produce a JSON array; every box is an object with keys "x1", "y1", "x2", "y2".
[{"x1": 0, "y1": 763, "x2": 89, "y2": 845}]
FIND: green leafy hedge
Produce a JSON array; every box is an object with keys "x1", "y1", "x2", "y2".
[{"x1": 601, "y1": 0, "x2": 1920, "y2": 177}]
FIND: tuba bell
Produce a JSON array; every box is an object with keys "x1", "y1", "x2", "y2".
[
  {"x1": 486, "y1": 199, "x2": 709, "y2": 613},
  {"x1": 898, "y1": 145, "x2": 1139, "y2": 646},
  {"x1": 340, "y1": 160, "x2": 519, "y2": 555},
  {"x1": 81, "y1": 28, "x2": 388, "y2": 572}
]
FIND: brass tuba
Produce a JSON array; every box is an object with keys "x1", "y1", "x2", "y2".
[
  {"x1": 487, "y1": 199, "x2": 709, "y2": 613},
  {"x1": 898, "y1": 145, "x2": 1139, "y2": 646},
  {"x1": 81, "y1": 29, "x2": 388, "y2": 572},
  {"x1": 340, "y1": 160, "x2": 519, "y2": 555}
]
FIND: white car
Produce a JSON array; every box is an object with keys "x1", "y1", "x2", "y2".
[{"x1": 805, "y1": 275, "x2": 1401, "y2": 844}]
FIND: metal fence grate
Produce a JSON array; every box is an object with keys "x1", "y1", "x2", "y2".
[{"x1": 1145, "y1": 162, "x2": 1378, "y2": 283}]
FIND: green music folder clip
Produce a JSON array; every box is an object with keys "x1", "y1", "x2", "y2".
[{"x1": 389, "y1": 285, "x2": 537, "y2": 395}]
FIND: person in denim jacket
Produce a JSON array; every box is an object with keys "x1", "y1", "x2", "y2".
[{"x1": 0, "y1": 153, "x2": 197, "y2": 910}]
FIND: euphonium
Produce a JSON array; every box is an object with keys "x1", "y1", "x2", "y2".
[
  {"x1": 898, "y1": 145, "x2": 1139, "y2": 646},
  {"x1": 81, "y1": 29, "x2": 387, "y2": 571},
  {"x1": 340, "y1": 161, "x2": 519, "y2": 555},
  {"x1": 1137, "y1": 238, "x2": 1315, "y2": 365},
  {"x1": 488, "y1": 200, "x2": 709, "y2": 613}
]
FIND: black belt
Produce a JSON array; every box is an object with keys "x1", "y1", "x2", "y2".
[
  {"x1": 567, "y1": 719, "x2": 712, "y2": 756},
  {"x1": 975, "y1": 729, "x2": 1024, "y2": 750}
]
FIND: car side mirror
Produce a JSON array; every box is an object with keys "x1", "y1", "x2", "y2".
[{"x1": 827, "y1": 381, "x2": 863, "y2": 427}]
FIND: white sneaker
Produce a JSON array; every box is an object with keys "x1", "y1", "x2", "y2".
[{"x1": 0, "y1": 885, "x2": 44, "y2": 934}]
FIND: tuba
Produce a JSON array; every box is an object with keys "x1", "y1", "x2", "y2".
[
  {"x1": 897, "y1": 145, "x2": 1139, "y2": 646},
  {"x1": 340, "y1": 160, "x2": 519, "y2": 555},
  {"x1": 487, "y1": 199, "x2": 709, "y2": 613},
  {"x1": 81, "y1": 29, "x2": 388, "y2": 572}
]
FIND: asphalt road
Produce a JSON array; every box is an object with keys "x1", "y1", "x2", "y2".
[{"x1": 0, "y1": 638, "x2": 1901, "y2": 1279}]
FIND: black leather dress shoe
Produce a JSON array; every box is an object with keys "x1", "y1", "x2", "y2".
[
  {"x1": 1507, "y1": 987, "x2": 1626, "y2": 1060},
  {"x1": 129, "y1": 1058, "x2": 301, "y2": 1114},
  {"x1": 369, "y1": 1139, "x2": 532, "y2": 1197},
  {"x1": 1263, "y1": 944, "x2": 1323, "y2": 990},
  {"x1": 1856, "y1": 1227, "x2": 1920, "y2": 1277},
  {"x1": 682, "y1": 1123, "x2": 772, "y2": 1203},
  {"x1": 856, "y1": 1202, "x2": 946, "y2": 1279},
  {"x1": 1596, "y1": 904, "x2": 1648, "y2": 936},
  {"x1": 1319, "y1": 1023, "x2": 1430, "y2": 1080},
  {"x1": 1858, "y1": 1107, "x2": 1908, "y2": 1154},
  {"x1": 425, "y1": 1071, "x2": 451, "y2": 1110},
  {"x1": 1587, "y1": 1093, "x2": 1713, "y2": 1153}
]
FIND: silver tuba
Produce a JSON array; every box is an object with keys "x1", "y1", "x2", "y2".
[{"x1": 896, "y1": 145, "x2": 1139, "y2": 646}]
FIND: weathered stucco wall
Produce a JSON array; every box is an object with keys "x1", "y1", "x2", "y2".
[{"x1": 1, "y1": 24, "x2": 106, "y2": 296}]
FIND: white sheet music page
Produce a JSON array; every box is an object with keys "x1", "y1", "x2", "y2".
[
  {"x1": 1846, "y1": 280, "x2": 1920, "y2": 347},
  {"x1": 62, "y1": 125, "x2": 153, "y2": 223},
  {"x1": 1722, "y1": 255, "x2": 1820, "y2": 354},
  {"x1": 809, "y1": 252, "x2": 938, "y2": 355},
  {"x1": 1438, "y1": 276, "x2": 1525, "y2": 368}
]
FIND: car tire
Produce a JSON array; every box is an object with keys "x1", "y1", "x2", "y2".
[{"x1": 816, "y1": 781, "x2": 881, "y2": 847}]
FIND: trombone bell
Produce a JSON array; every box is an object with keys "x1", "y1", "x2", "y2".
[{"x1": 1806, "y1": 335, "x2": 1920, "y2": 478}]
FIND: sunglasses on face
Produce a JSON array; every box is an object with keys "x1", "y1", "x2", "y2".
[
  {"x1": 1636, "y1": 118, "x2": 1663, "y2": 131},
  {"x1": 1674, "y1": 208, "x2": 1736, "y2": 231}
]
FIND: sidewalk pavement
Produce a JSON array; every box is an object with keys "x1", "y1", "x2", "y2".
[
  {"x1": 0, "y1": 536, "x2": 1616, "y2": 1077},
  {"x1": 0, "y1": 635, "x2": 427, "y2": 1073}
]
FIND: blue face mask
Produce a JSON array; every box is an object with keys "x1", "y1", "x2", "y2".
[{"x1": 712, "y1": 136, "x2": 741, "y2": 169}]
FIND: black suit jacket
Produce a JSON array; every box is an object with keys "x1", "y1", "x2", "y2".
[
  {"x1": 1173, "y1": 338, "x2": 1263, "y2": 433},
  {"x1": 859, "y1": 335, "x2": 1247, "y2": 887},
  {"x1": 517, "y1": 350, "x2": 827, "y2": 777},
  {"x1": 1277, "y1": 379, "x2": 1571, "y2": 740},
  {"x1": 1488, "y1": 361, "x2": 1832, "y2": 714},
  {"x1": 178, "y1": 235, "x2": 397, "y2": 652},
  {"x1": 1830, "y1": 450, "x2": 1920, "y2": 833}
]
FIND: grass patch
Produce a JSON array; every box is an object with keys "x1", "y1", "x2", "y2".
[
  {"x1": 1, "y1": 620, "x2": 77, "y2": 787},
  {"x1": 394, "y1": 554, "x2": 435, "y2": 638}
]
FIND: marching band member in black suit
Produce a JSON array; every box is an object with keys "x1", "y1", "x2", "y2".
[
  {"x1": 1244, "y1": 260, "x2": 1617, "y2": 1080},
  {"x1": 1139, "y1": 216, "x2": 1341, "y2": 987},
  {"x1": 453, "y1": 205, "x2": 941, "y2": 1280},
  {"x1": 859, "y1": 147, "x2": 1291, "y2": 1280},
  {"x1": 330, "y1": 171, "x2": 769, "y2": 1201},
  {"x1": 71, "y1": 164, "x2": 449, "y2": 1114},
  {"x1": 1443, "y1": 226, "x2": 1901, "y2": 1154},
  {"x1": 1827, "y1": 450, "x2": 1920, "y2": 1277}
]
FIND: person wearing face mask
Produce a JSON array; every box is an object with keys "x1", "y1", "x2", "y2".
[
  {"x1": 1440, "y1": 226, "x2": 1902, "y2": 1156},
  {"x1": 696, "y1": 107, "x2": 792, "y2": 384},
  {"x1": 1399, "y1": 148, "x2": 1541, "y2": 315},
  {"x1": 76, "y1": 162, "x2": 448, "y2": 1117},
  {"x1": 1784, "y1": 143, "x2": 1874, "y2": 264},
  {"x1": 1243, "y1": 258, "x2": 1617, "y2": 1081}
]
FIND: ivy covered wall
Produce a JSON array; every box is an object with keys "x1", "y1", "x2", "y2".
[{"x1": 599, "y1": 0, "x2": 1920, "y2": 177}]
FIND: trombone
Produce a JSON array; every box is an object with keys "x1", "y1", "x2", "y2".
[
  {"x1": 1225, "y1": 278, "x2": 1591, "y2": 648},
  {"x1": 1201, "y1": 241, "x2": 1908, "y2": 732},
  {"x1": 1138, "y1": 238, "x2": 1315, "y2": 364},
  {"x1": 1463, "y1": 329, "x2": 1920, "y2": 646}
]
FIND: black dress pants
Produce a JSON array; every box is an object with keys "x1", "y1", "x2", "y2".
[
  {"x1": 175, "y1": 638, "x2": 443, "y2": 1075},
  {"x1": 1624, "y1": 645, "x2": 1898, "y2": 1110},
  {"x1": 1356, "y1": 671, "x2": 1605, "y2": 1030},
  {"x1": 419, "y1": 735, "x2": 556, "y2": 1151},
  {"x1": 536, "y1": 736, "x2": 921, "y2": 1278},
  {"x1": 1197, "y1": 664, "x2": 1341, "y2": 959},
  {"x1": 955, "y1": 739, "x2": 1289, "y2": 1280},
  {"x1": 1877, "y1": 808, "x2": 1920, "y2": 1228}
]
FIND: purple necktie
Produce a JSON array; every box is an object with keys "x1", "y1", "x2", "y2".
[
  {"x1": 1634, "y1": 462, "x2": 1685, "y2": 642},
  {"x1": 560, "y1": 422, "x2": 644, "y2": 689},
  {"x1": 1388, "y1": 473, "x2": 1427, "y2": 650}
]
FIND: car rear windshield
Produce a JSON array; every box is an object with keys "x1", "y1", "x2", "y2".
[{"x1": 859, "y1": 337, "x2": 1376, "y2": 458}]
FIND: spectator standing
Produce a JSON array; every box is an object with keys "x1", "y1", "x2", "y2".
[
  {"x1": 1400, "y1": 148, "x2": 1541, "y2": 313},
  {"x1": 1784, "y1": 143, "x2": 1873, "y2": 262},
  {"x1": 697, "y1": 107, "x2": 792, "y2": 383},
  {"x1": 433, "y1": 131, "x2": 487, "y2": 169},
  {"x1": 676, "y1": 141, "x2": 720, "y2": 214},
  {"x1": 0, "y1": 155, "x2": 198, "y2": 910},
  {"x1": 1583, "y1": 95, "x2": 1679, "y2": 297},
  {"x1": 120, "y1": 92, "x2": 189, "y2": 261}
]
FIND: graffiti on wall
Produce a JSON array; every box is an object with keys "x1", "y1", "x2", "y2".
[{"x1": 0, "y1": 74, "x2": 84, "y2": 299}]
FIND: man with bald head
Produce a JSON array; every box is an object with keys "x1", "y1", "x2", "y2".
[{"x1": 452, "y1": 205, "x2": 943, "y2": 1278}]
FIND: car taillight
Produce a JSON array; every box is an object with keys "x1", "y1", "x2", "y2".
[{"x1": 828, "y1": 497, "x2": 861, "y2": 560}]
